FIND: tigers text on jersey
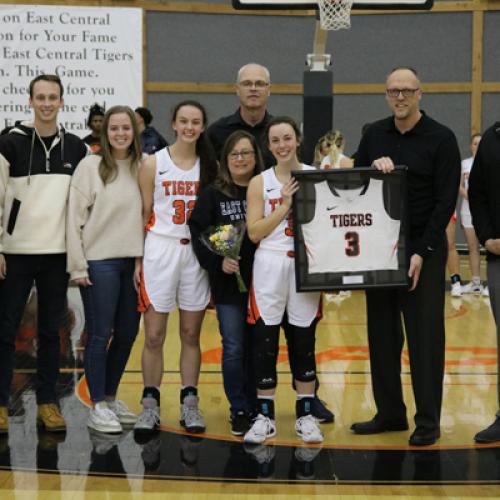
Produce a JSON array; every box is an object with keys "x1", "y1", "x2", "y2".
[
  {"x1": 146, "y1": 148, "x2": 200, "y2": 239},
  {"x1": 259, "y1": 164, "x2": 315, "y2": 252},
  {"x1": 301, "y1": 178, "x2": 400, "y2": 273}
]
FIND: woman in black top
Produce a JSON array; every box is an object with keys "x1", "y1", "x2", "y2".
[{"x1": 189, "y1": 130, "x2": 263, "y2": 436}]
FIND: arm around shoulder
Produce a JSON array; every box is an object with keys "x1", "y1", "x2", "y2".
[{"x1": 139, "y1": 154, "x2": 156, "y2": 227}]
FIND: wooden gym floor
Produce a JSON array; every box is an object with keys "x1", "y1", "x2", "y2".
[{"x1": 1, "y1": 260, "x2": 499, "y2": 499}]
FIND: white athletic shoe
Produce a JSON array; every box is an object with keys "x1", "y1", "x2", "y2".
[
  {"x1": 461, "y1": 281, "x2": 483, "y2": 295},
  {"x1": 482, "y1": 286, "x2": 490, "y2": 297},
  {"x1": 134, "y1": 406, "x2": 161, "y2": 435},
  {"x1": 244, "y1": 414, "x2": 276, "y2": 444},
  {"x1": 107, "y1": 400, "x2": 138, "y2": 425},
  {"x1": 295, "y1": 414, "x2": 324, "y2": 444},
  {"x1": 180, "y1": 395, "x2": 206, "y2": 434},
  {"x1": 87, "y1": 404, "x2": 122, "y2": 434},
  {"x1": 450, "y1": 282, "x2": 463, "y2": 297}
]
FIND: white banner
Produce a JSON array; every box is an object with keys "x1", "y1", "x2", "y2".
[{"x1": 0, "y1": 5, "x2": 143, "y2": 136}]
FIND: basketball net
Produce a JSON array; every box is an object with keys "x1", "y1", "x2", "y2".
[{"x1": 318, "y1": 0, "x2": 354, "y2": 31}]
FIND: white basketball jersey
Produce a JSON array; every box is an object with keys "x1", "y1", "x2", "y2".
[
  {"x1": 460, "y1": 157, "x2": 473, "y2": 216},
  {"x1": 320, "y1": 153, "x2": 348, "y2": 170},
  {"x1": 146, "y1": 148, "x2": 200, "y2": 239},
  {"x1": 301, "y1": 178, "x2": 400, "y2": 273},
  {"x1": 259, "y1": 165, "x2": 315, "y2": 252}
]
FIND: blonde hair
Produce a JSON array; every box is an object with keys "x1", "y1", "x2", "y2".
[{"x1": 313, "y1": 130, "x2": 346, "y2": 168}]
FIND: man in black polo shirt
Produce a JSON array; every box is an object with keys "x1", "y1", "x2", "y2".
[
  {"x1": 351, "y1": 67, "x2": 461, "y2": 446},
  {"x1": 208, "y1": 63, "x2": 274, "y2": 169}
]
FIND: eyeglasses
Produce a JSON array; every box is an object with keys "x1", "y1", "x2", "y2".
[
  {"x1": 238, "y1": 80, "x2": 270, "y2": 89},
  {"x1": 386, "y1": 88, "x2": 420, "y2": 98},
  {"x1": 229, "y1": 150, "x2": 255, "y2": 160}
]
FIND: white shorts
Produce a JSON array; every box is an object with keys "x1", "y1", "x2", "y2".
[
  {"x1": 139, "y1": 232, "x2": 209, "y2": 313},
  {"x1": 460, "y1": 210, "x2": 473, "y2": 229},
  {"x1": 248, "y1": 248, "x2": 321, "y2": 327}
]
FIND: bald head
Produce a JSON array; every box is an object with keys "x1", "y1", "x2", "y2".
[
  {"x1": 385, "y1": 67, "x2": 422, "y2": 130},
  {"x1": 386, "y1": 67, "x2": 421, "y2": 88},
  {"x1": 237, "y1": 63, "x2": 271, "y2": 84}
]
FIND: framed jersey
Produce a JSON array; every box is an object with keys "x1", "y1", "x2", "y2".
[{"x1": 292, "y1": 166, "x2": 409, "y2": 292}]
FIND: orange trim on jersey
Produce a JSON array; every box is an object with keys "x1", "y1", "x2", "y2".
[
  {"x1": 449, "y1": 211, "x2": 457, "y2": 224},
  {"x1": 137, "y1": 269, "x2": 151, "y2": 313},
  {"x1": 75, "y1": 375, "x2": 92, "y2": 408},
  {"x1": 247, "y1": 281, "x2": 261, "y2": 325},
  {"x1": 145, "y1": 210, "x2": 156, "y2": 231}
]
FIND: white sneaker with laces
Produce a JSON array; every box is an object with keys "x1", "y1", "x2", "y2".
[
  {"x1": 134, "y1": 407, "x2": 161, "y2": 435},
  {"x1": 180, "y1": 395, "x2": 206, "y2": 433},
  {"x1": 244, "y1": 414, "x2": 276, "y2": 444},
  {"x1": 451, "y1": 282, "x2": 462, "y2": 297},
  {"x1": 295, "y1": 414, "x2": 324, "y2": 443},
  {"x1": 88, "y1": 404, "x2": 122, "y2": 434},
  {"x1": 107, "y1": 400, "x2": 137, "y2": 425},
  {"x1": 462, "y1": 281, "x2": 483, "y2": 295}
]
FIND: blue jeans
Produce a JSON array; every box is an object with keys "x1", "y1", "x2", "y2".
[
  {"x1": 215, "y1": 303, "x2": 255, "y2": 414},
  {"x1": 80, "y1": 258, "x2": 140, "y2": 403}
]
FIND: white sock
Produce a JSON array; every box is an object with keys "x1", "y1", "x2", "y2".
[{"x1": 296, "y1": 394, "x2": 315, "y2": 400}]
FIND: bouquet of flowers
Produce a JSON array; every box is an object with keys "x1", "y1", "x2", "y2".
[{"x1": 200, "y1": 221, "x2": 247, "y2": 292}]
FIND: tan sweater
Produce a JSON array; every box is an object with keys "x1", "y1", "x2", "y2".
[{"x1": 66, "y1": 154, "x2": 144, "y2": 280}]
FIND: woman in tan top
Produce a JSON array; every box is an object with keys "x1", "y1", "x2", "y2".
[{"x1": 67, "y1": 105, "x2": 144, "y2": 434}]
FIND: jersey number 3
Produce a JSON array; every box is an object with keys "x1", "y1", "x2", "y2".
[
  {"x1": 172, "y1": 199, "x2": 195, "y2": 224},
  {"x1": 345, "y1": 231, "x2": 360, "y2": 257}
]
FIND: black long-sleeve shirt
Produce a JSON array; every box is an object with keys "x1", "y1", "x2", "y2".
[
  {"x1": 354, "y1": 112, "x2": 461, "y2": 258},
  {"x1": 207, "y1": 109, "x2": 275, "y2": 169},
  {"x1": 188, "y1": 184, "x2": 256, "y2": 305},
  {"x1": 468, "y1": 122, "x2": 500, "y2": 261}
]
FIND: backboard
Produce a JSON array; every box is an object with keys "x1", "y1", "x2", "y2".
[{"x1": 233, "y1": 0, "x2": 434, "y2": 10}]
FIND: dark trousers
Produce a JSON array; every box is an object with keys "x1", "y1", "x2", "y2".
[
  {"x1": 0, "y1": 254, "x2": 68, "y2": 406},
  {"x1": 486, "y1": 259, "x2": 500, "y2": 416},
  {"x1": 365, "y1": 238, "x2": 447, "y2": 430}
]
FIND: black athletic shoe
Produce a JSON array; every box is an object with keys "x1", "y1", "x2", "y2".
[
  {"x1": 231, "y1": 411, "x2": 251, "y2": 436},
  {"x1": 311, "y1": 397, "x2": 334, "y2": 423}
]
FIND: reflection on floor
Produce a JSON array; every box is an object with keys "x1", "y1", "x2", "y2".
[{"x1": 1, "y1": 285, "x2": 499, "y2": 491}]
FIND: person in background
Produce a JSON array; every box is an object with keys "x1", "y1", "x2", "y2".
[
  {"x1": 66, "y1": 105, "x2": 144, "y2": 434},
  {"x1": 315, "y1": 130, "x2": 353, "y2": 169},
  {"x1": 134, "y1": 100, "x2": 217, "y2": 436},
  {"x1": 0, "y1": 74, "x2": 87, "y2": 435},
  {"x1": 83, "y1": 104, "x2": 105, "y2": 153},
  {"x1": 460, "y1": 133, "x2": 487, "y2": 296},
  {"x1": 189, "y1": 130, "x2": 263, "y2": 436},
  {"x1": 446, "y1": 213, "x2": 463, "y2": 297},
  {"x1": 134, "y1": 107, "x2": 168, "y2": 155}
]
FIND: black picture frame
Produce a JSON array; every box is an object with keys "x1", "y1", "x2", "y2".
[{"x1": 292, "y1": 166, "x2": 409, "y2": 292}]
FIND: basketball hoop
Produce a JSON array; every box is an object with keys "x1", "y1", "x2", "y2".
[{"x1": 318, "y1": 0, "x2": 354, "y2": 31}]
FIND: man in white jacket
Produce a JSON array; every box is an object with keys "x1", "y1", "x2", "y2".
[{"x1": 0, "y1": 74, "x2": 87, "y2": 435}]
